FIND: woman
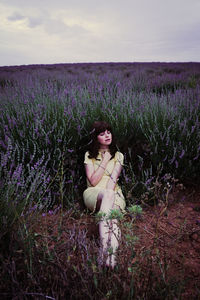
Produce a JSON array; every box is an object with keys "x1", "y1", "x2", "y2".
[{"x1": 83, "y1": 121, "x2": 125, "y2": 269}]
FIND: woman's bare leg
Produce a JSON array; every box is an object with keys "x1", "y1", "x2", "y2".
[
  {"x1": 106, "y1": 217, "x2": 121, "y2": 268},
  {"x1": 97, "y1": 190, "x2": 121, "y2": 268},
  {"x1": 97, "y1": 189, "x2": 114, "y2": 253}
]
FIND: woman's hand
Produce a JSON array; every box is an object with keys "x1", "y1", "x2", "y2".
[{"x1": 101, "y1": 151, "x2": 112, "y2": 162}]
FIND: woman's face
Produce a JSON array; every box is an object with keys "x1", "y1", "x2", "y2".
[{"x1": 97, "y1": 129, "x2": 112, "y2": 147}]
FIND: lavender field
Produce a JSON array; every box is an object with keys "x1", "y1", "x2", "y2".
[
  {"x1": 1, "y1": 62, "x2": 200, "y2": 209},
  {"x1": 0, "y1": 62, "x2": 200, "y2": 299}
]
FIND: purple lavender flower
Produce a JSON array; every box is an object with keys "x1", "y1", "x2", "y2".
[
  {"x1": 179, "y1": 149, "x2": 185, "y2": 159},
  {"x1": 67, "y1": 149, "x2": 74, "y2": 153}
]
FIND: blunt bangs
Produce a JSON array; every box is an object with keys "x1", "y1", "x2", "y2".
[{"x1": 92, "y1": 121, "x2": 112, "y2": 136}]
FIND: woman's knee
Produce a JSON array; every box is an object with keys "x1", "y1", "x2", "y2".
[
  {"x1": 97, "y1": 189, "x2": 114, "y2": 202},
  {"x1": 98, "y1": 190, "x2": 115, "y2": 212},
  {"x1": 104, "y1": 189, "x2": 115, "y2": 199}
]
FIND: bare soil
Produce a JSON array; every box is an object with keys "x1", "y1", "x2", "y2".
[{"x1": 36, "y1": 186, "x2": 200, "y2": 299}]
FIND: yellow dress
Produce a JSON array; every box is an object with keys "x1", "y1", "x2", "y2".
[{"x1": 83, "y1": 151, "x2": 126, "y2": 212}]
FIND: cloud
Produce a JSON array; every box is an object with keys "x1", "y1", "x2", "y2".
[
  {"x1": 7, "y1": 12, "x2": 42, "y2": 28},
  {"x1": 27, "y1": 17, "x2": 43, "y2": 28},
  {"x1": 1, "y1": 0, "x2": 200, "y2": 65},
  {"x1": 7, "y1": 12, "x2": 26, "y2": 21},
  {"x1": 42, "y1": 18, "x2": 88, "y2": 37},
  {"x1": 6, "y1": 8, "x2": 89, "y2": 37}
]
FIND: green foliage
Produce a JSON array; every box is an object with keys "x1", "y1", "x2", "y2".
[
  {"x1": 127, "y1": 205, "x2": 143, "y2": 215},
  {"x1": 107, "y1": 209, "x2": 124, "y2": 220}
]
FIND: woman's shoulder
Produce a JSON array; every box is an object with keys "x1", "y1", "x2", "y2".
[
  {"x1": 114, "y1": 151, "x2": 124, "y2": 165},
  {"x1": 115, "y1": 151, "x2": 124, "y2": 157},
  {"x1": 84, "y1": 151, "x2": 93, "y2": 164}
]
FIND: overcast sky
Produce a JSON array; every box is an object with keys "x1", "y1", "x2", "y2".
[{"x1": 0, "y1": 0, "x2": 200, "y2": 66}]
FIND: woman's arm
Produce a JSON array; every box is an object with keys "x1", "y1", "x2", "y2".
[
  {"x1": 85, "y1": 152, "x2": 111, "y2": 187},
  {"x1": 106, "y1": 162, "x2": 122, "y2": 190}
]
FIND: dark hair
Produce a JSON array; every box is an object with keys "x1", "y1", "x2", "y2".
[{"x1": 88, "y1": 121, "x2": 118, "y2": 159}]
